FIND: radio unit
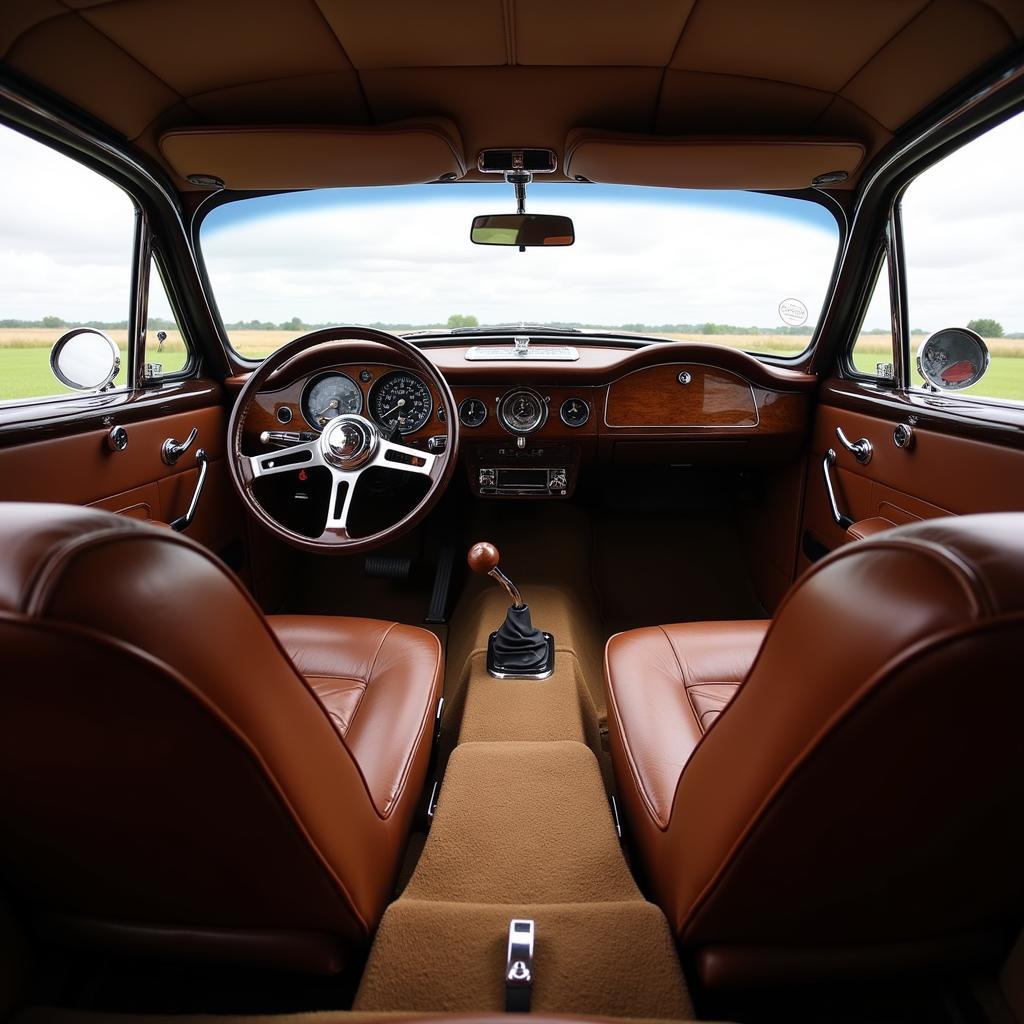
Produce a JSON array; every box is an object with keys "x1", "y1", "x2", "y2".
[{"x1": 478, "y1": 466, "x2": 568, "y2": 496}]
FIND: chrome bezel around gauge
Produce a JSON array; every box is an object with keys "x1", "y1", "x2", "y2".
[
  {"x1": 559, "y1": 397, "x2": 590, "y2": 428},
  {"x1": 301, "y1": 371, "x2": 363, "y2": 429},
  {"x1": 459, "y1": 397, "x2": 488, "y2": 427},
  {"x1": 369, "y1": 370, "x2": 434, "y2": 435},
  {"x1": 497, "y1": 387, "x2": 548, "y2": 435}
]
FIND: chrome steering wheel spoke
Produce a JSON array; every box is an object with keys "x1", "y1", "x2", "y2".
[
  {"x1": 372, "y1": 438, "x2": 437, "y2": 476},
  {"x1": 247, "y1": 439, "x2": 322, "y2": 479},
  {"x1": 324, "y1": 468, "x2": 360, "y2": 533}
]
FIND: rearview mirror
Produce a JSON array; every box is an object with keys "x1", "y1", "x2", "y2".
[
  {"x1": 916, "y1": 327, "x2": 990, "y2": 391},
  {"x1": 470, "y1": 214, "x2": 574, "y2": 247},
  {"x1": 49, "y1": 328, "x2": 121, "y2": 391}
]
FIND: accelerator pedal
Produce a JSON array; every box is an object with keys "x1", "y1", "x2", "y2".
[{"x1": 364, "y1": 555, "x2": 412, "y2": 580}]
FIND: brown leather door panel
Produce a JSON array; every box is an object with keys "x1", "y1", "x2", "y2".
[
  {"x1": 0, "y1": 404, "x2": 241, "y2": 554},
  {"x1": 802, "y1": 392, "x2": 1024, "y2": 568}
]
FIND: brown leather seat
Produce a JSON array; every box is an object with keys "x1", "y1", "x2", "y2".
[
  {"x1": 0, "y1": 503, "x2": 442, "y2": 973},
  {"x1": 606, "y1": 514, "x2": 1024, "y2": 991}
]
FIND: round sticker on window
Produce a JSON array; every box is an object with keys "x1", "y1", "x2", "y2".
[{"x1": 778, "y1": 298, "x2": 808, "y2": 327}]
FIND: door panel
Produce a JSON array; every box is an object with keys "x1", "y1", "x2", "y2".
[
  {"x1": 800, "y1": 386, "x2": 1024, "y2": 571},
  {"x1": 0, "y1": 402, "x2": 242, "y2": 556}
]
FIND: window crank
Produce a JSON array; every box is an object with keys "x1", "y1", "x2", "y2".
[
  {"x1": 161, "y1": 426, "x2": 198, "y2": 466},
  {"x1": 835, "y1": 426, "x2": 873, "y2": 465}
]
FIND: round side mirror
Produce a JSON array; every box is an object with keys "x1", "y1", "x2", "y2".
[
  {"x1": 49, "y1": 329, "x2": 121, "y2": 392},
  {"x1": 916, "y1": 327, "x2": 990, "y2": 392}
]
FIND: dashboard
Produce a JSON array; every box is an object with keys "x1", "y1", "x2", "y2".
[{"x1": 236, "y1": 341, "x2": 814, "y2": 501}]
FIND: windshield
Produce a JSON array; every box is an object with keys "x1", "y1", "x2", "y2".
[{"x1": 199, "y1": 183, "x2": 840, "y2": 361}]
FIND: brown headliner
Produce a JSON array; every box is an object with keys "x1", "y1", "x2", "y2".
[{"x1": 2, "y1": 0, "x2": 1023, "y2": 192}]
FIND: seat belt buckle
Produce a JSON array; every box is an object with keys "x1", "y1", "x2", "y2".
[{"x1": 505, "y1": 918, "x2": 535, "y2": 1013}]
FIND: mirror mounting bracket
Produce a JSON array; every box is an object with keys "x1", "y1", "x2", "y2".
[{"x1": 505, "y1": 169, "x2": 532, "y2": 215}]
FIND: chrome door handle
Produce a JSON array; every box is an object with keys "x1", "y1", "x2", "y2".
[
  {"x1": 162, "y1": 426, "x2": 198, "y2": 466},
  {"x1": 822, "y1": 450, "x2": 854, "y2": 529},
  {"x1": 170, "y1": 449, "x2": 208, "y2": 532},
  {"x1": 835, "y1": 426, "x2": 873, "y2": 465}
]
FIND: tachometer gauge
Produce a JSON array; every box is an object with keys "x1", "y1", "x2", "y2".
[
  {"x1": 370, "y1": 371, "x2": 433, "y2": 435},
  {"x1": 302, "y1": 373, "x2": 362, "y2": 428}
]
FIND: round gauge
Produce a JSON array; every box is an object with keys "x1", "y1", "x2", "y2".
[
  {"x1": 302, "y1": 373, "x2": 362, "y2": 428},
  {"x1": 459, "y1": 397, "x2": 488, "y2": 427},
  {"x1": 370, "y1": 371, "x2": 433, "y2": 435},
  {"x1": 498, "y1": 388, "x2": 548, "y2": 435},
  {"x1": 559, "y1": 397, "x2": 590, "y2": 428}
]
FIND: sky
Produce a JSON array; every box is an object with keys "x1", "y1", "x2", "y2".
[{"x1": 2, "y1": 110, "x2": 1023, "y2": 333}]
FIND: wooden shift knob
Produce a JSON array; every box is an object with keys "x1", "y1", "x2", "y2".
[{"x1": 467, "y1": 541, "x2": 500, "y2": 574}]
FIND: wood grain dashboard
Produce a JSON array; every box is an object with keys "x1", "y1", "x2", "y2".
[{"x1": 234, "y1": 344, "x2": 812, "y2": 460}]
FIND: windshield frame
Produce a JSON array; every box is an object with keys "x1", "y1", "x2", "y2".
[{"x1": 190, "y1": 182, "x2": 847, "y2": 370}]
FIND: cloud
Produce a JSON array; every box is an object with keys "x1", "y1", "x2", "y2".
[
  {"x1": 3, "y1": 110, "x2": 1023, "y2": 335},
  {"x1": 201, "y1": 188, "x2": 840, "y2": 329}
]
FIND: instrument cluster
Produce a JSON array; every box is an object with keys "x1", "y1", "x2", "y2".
[{"x1": 300, "y1": 370, "x2": 433, "y2": 435}]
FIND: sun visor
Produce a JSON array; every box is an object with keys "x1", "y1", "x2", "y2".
[
  {"x1": 564, "y1": 128, "x2": 865, "y2": 190},
  {"x1": 160, "y1": 119, "x2": 467, "y2": 190}
]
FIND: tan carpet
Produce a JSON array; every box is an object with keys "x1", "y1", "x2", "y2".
[
  {"x1": 355, "y1": 743, "x2": 692, "y2": 1018},
  {"x1": 458, "y1": 661, "x2": 586, "y2": 745},
  {"x1": 355, "y1": 900, "x2": 692, "y2": 1019},
  {"x1": 404, "y1": 742, "x2": 636, "y2": 905}
]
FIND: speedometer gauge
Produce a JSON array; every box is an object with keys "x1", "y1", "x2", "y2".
[
  {"x1": 302, "y1": 373, "x2": 362, "y2": 428},
  {"x1": 370, "y1": 371, "x2": 433, "y2": 435}
]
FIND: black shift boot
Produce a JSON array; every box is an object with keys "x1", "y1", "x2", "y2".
[{"x1": 490, "y1": 603, "x2": 551, "y2": 675}]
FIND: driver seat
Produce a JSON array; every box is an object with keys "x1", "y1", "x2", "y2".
[{"x1": 0, "y1": 503, "x2": 443, "y2": 973}]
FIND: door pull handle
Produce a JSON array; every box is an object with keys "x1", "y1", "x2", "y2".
[{"x1": 822, "y1": 450, "x2": 854, "y2": 529}]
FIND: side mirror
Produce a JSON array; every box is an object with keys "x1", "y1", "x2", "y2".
[
  {"x1": 470, "y1": 213, "x2": 574, "y2": 247},
  {"x1": 916, "y1": 327, "x2": 990, "y2": 391},
  {"x1": 49, "y1": 328, "x2": 121, "y2": 391}
]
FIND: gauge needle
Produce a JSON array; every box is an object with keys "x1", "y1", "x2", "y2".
[
  {"x1": 381, "y1": 398, "x2": 406, "y2": 419},
  {"x1": 315, "y1": 398, "x2": 339, "y2": 418}
]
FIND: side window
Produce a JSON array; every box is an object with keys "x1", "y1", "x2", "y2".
[
  {"x1": 0, "y1": 122, "x2": 136, "y2": 403},
  {"x1": 901, "y1": 110, "x2": 1024, "y2": 403},
  {"x1": 850, "y1": 254, "x2": 895, "y2": 379},
  {"x1": 145, "y1": 257, "x2": 191, "y2": 377}
]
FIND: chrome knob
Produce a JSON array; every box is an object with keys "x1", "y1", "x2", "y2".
[{"x1": 106, "y1": 425, "x2": 128, "y2": 452}]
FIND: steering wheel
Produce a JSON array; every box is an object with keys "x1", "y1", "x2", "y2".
[{"x1": 227, "y1": 326, "x2": 459, "y2": 554}]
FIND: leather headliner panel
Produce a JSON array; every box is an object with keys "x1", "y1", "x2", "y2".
[{"x1": 2, "y1": 0, "x2": 1022, "y2": 189}]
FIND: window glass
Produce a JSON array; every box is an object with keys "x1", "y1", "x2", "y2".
[
  {"x1": 199, "y1": 185, "x2": 840, "y2": 362},
  {"x1": 901, "y1": 110, "x2": 1024, "y2": 402},
  {"x1": 850, "y1": 254, "x2": 895, "y2": 377},
  {"x1": 146, "y1": 258, "x2": 190, "y2": 375},
  {"x1": 0, "y1": 122, "x2": 135, "y2": 402}
]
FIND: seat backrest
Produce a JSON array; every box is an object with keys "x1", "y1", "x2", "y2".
[
  {"x1": 0, "y1": 504, "x2": 394, "y2": 972},
  {"x1": 668, "y1": 514, "x2": 1024, "y2": 982}
]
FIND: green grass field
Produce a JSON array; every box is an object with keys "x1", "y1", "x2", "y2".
[
  {"x1": 1, "y1": 328, "x2": 1022, "y2": 403},
  {"x1": 0, "y1": 330, "x2": 188, "y2": 401}
]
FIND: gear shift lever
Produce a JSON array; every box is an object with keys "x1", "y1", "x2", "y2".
[{"x1": 468, "y1": 542, "x2": 554, "y2": 679}]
